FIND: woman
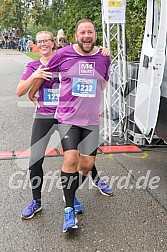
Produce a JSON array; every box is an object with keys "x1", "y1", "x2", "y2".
[{"x1": 17, "y1": 30, "x2": 112, "y2": 220}]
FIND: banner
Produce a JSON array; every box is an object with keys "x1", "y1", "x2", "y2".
[{"x1": 103, "y1": 0, "x2": 126, "y2": 23}]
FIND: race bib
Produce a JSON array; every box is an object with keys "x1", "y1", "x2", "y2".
[
  {"x1": 43, "y1": 88, "x2": 59, "y2": 105},
  {"x1": 72, "y1": 77, "x2": 97, "y2": 97}
]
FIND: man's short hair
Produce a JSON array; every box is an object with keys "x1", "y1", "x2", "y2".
[{"x1": 75, "y1": 19, "x2": 96, "y2": 32}]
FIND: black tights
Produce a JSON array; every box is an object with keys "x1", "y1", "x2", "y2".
[
  {"x1": 29, "y1": 114, "x2": 100, "y2": 200},
  {"x1": 29, "y1": 114, "x2": 58, "y2": 199}
]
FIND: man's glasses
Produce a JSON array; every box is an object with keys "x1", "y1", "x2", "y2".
[{"x1": 36, "y1": 39, "x2": 53, "y2": 44}]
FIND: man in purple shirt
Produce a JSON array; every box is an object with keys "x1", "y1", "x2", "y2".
[{"x1": 29, "y1": 19, "x2": 111, "y2": 233}]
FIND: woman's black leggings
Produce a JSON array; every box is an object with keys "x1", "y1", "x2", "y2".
[{"x1": 29, "y1": 114, "x2": 58, "y2": 200}]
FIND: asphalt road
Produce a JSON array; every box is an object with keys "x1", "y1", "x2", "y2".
[{"x1": 0, "y1": 49, "x2": 167, "y2": 252}]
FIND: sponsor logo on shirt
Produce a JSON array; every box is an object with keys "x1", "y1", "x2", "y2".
[{"x1": 79, "y1": 62, "x2": 95, "y2": 75}]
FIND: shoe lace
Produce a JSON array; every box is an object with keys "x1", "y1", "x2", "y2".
[
  {"x1": 99, "y1": 180, "x2": 112, "y2": 193},
  {"x1": 65, "y1": 209, "x2": 74, "y2": 221},
  {"x1": 98, "y1": 180, "x2": 108, "y2": 189},
  {"x1": 28, "y1": 200, "x2": 37, "y2": 209}
]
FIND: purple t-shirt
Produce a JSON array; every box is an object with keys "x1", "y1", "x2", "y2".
[
  {"x1": 21, "y1": 60, "x2": 60, "y2": 115},
  {"x1": 47, "y1": 45, "x2": 111, "y2": 126}
]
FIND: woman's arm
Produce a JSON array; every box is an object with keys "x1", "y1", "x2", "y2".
[{"x1": 16, "y1": 75, "x2": 36, "y2": 97}]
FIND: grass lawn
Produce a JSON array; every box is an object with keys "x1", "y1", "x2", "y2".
[{"x1": 24, "y1": 52, "x2": 41, "y2": 60}]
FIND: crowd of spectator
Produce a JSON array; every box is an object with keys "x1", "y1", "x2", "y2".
[
  {"x1": 0, "y1": 28, "x2": 70, "y2": 53},
  {"x1": 0, "y1": 28, "x2": 33, "y2": 52}
]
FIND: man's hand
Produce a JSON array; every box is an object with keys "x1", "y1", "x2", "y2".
[{"x1": 30, "y1": 95, "x2": 40, "y2": 108}]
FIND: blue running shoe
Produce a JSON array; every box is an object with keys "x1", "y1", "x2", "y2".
[
  {"x1": 21, "y1": 199, "x2": 42, "y2": 219},
  {"x1": 92, "y1": 179, "x2": 113, "y2": 196},
  {"x1": 63, "y1": 207, "x2": 78, "y2": 233},
  {"x1": 74, "y1": 197, "x2": 84, "y2": 214},
  {"x1": 63, "y1": 196, "x2": 84, "y2": 214}
]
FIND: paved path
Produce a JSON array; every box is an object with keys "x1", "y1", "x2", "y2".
[{"x1": 0, "y1": 49, "x2": 167, "y2": 252}]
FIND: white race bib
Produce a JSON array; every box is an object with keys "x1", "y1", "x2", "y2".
[
  {"x1": 72, "y1": 77, "x2": 97, "y2": 97},
  {"x1": 43, "y1": 88, "x2": 59, "y2": 105}
]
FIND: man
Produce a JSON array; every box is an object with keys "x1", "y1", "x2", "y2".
[{"x1": 29, "y1": 19, "x2": 111, "y2": 233}]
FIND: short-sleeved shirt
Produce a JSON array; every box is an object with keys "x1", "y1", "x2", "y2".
[
  {"x1": 21, "y1": 59, "x2": 60, "y2": 115},
  {"x1": 47, "y1": 45, "x2": 111, "y2": 126}
]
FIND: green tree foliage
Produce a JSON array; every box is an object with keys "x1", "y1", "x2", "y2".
[
  {"x1": 51, "y1": 0, "x2": 102, "y2": 44},
  {"x1": 0, "y1": 0, "x2": 147, "y2": 61},
  {"x1": 126, "y1": 0, "x2": 146, "y2": 61}
]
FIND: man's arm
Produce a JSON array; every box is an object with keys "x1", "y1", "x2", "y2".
[
  {"x1": 28, "y1": 52, "x2": 60, "y2": 104},
  {"x1": 28, "y1": 78, "x2": 44, "y2": 108},
  {"x1": 16, "y1": 66, "x2": 51, "y2": 97},
  {"x1": 28, "y1": 67, "x2": 53, "y2": 107}
]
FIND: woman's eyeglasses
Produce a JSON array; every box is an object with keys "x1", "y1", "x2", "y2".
[{"x1": 36, "y1": 39, "x2": 53, "y2": 44}]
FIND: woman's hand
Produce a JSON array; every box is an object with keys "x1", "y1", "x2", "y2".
[
  {"x1": 32, "y1": 65, "x2": 53, "y2": 80},
  {"x1": 100, "y1": 46, "x2": 110, "y2": 56}
]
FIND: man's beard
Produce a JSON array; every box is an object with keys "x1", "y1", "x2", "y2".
[{"x1": 77, "y1": 40, "x2": 96, "y2": 53}]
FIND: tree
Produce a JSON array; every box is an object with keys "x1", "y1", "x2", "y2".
[
  {"x1": 51, "y1": 0, "x2": 102, "y2": 43},
  {"x1": 126, "y1": 0, "x2": 147, "y2": 61},
  {"x1": 0, "y1": 0, "x2": 147, "y2": 61}
]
